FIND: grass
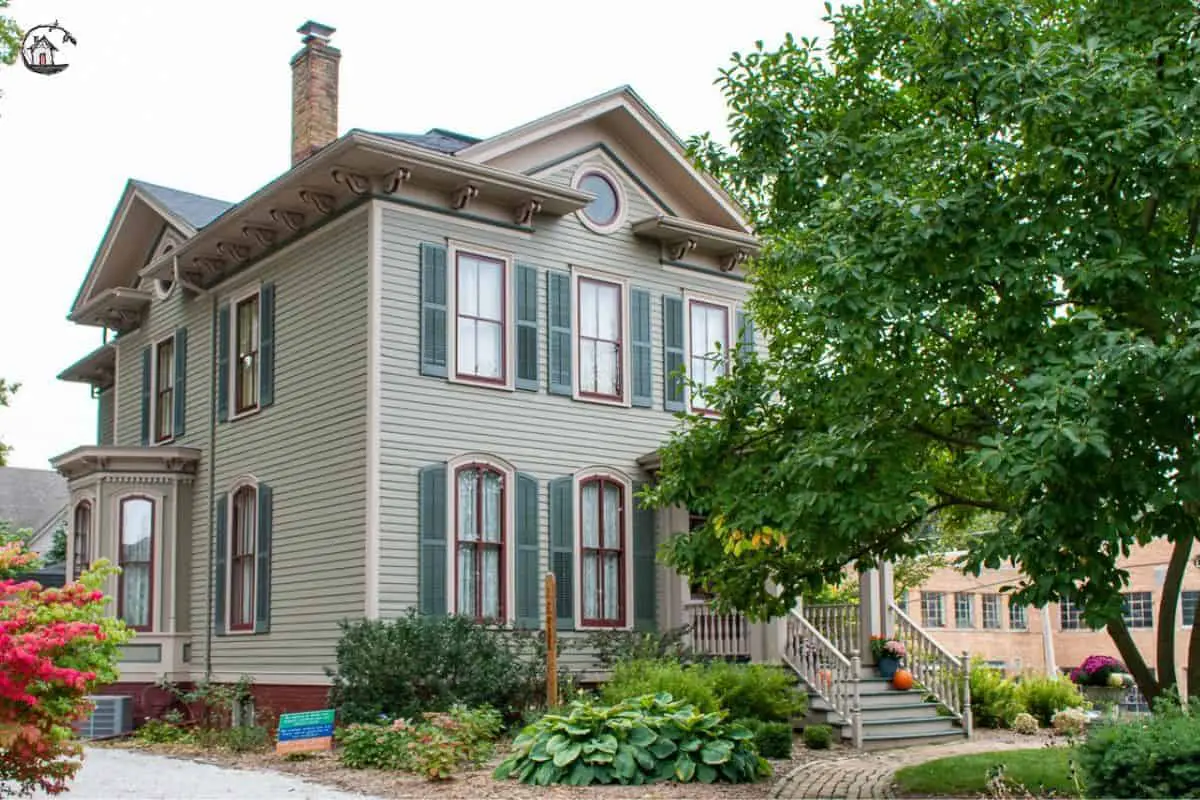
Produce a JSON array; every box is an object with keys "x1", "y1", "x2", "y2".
[{"x1": 894, "y1": 748, "x2": 1081, "y2": 798}]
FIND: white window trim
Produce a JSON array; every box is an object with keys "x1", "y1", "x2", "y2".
[
  {"x1": 224, "y1": 476, "x2": 260, "y2": 636},
  {"x1": 573, "y1": 467, "x2": 635, "y2": 631},
  {"x1": 572, "y1": 163, "x2": 627, "y2": 235},
  {"x1": 111, "y1": 490, "x2": 165, "y2": 633},
  {"x1": 570, "y1": 266, "x2": 631, "y2": 408},
  {"x1": 68, "y1": 494, "x2": 98, "y2": 582},
  {"x1": 149, "y1": 331, "x2": 176, "y2": 445},
  {"x1": 444, "y1": 453, "x2": 517, "y2": 624},
  {"x1": 446, "y1": 242, "x2": 516, "y2": 392},
  {"x1": 228, "y1": 282, "x2": 263, "y2": 421},
  {"x1": 683, "y1": 291, "x2": 735, "y2": 415}
]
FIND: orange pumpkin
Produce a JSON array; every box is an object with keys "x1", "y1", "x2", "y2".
[{"x1": 892, "y1": 668, "x2": 914, "y2": 691}]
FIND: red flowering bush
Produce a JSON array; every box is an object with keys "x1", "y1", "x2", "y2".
[{"x1": 1, "y1": 540, "x2": 132, "y2": 797}]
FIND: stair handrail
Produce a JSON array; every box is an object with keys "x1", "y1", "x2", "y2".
[
  {"x1": 783, "y1": 609, "x2": 862, "y2": 747},
  {"x1": 888, "y1": 600, "x2": 966, "y2": 722}
]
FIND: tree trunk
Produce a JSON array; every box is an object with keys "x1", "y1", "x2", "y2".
[
  {"x1": 1106, "y1": 617, "x2": 1160, "y2": 703},
  {"x1": 1156, "y1": 533, "x2": 1193, "y2": 692}
]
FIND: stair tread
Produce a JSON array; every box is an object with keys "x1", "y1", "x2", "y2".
[
  {"x1": 861, "y1": 715, "x2": 956, "y2": 726},
  {"x1": 859, "y1": 703, "x2": 939, "y2": 710},
  {"x1": 861, "y1": 728, "x2": 963, "y2": 741}
]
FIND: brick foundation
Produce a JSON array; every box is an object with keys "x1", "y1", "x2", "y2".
[{"x1": 97, "y1": 681, "x2": 331, "y2": 731}]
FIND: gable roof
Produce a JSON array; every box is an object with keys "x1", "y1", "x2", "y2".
[
  {"x1": 371, "y1": 128, "x2": 480, "y2": 155},
  {"x1": 0, "y1": 467, "x2": 68, "y2": 535},
  {"x1": 130, "y1": 179, "x2": 234, "y2": 230}
]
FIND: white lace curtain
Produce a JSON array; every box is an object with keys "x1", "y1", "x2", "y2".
[
  {"x1": 120, "y1": 498, "x2": 154, "y2": 628},
  {"x1": 457, "y1": 468, "x2": 503, "y2": 617},
  {"x1": 582, "y1": 481, "x2": 621, "y2": 622}
]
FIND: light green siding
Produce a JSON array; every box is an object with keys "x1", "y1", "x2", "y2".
[{"x1": 97, "y1": 388, "x2": 114, "y2": 445}]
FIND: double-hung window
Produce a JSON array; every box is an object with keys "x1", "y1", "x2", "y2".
[
  {"x1": 1060, "y1": 598, "x2": 1082, "y2": 630},
  {"x1": 1122, "y1": 591, "x2": 1153, "y2": 629},
  {"x1": 1183, "y1": 590, "x2": 1200, "y2": 627},
  {"x1": 1009, "y1": 598, "x2": 1028, "y2": 630},
  {"x1": 687, "y1": 298, "x2": 731, "y2": 413},
  {"x1": 579, "y1": 476, "x2": 625, "y2": 627},
  {"x1": 71, "y1": 500, "x2": 92, "y2": 580},
  {"x1": 229, "y1": 485, "x2": 258, "y2": 631},
  {"x1": 577, "y1": 277, "x2": 623, "y2": 400},
  {"x1": 921, "y1": 591, "x2": 945, "y2": 628},
  {"x1": 982, "y1": 594, "x2": 1001, "y2": 629},
  {"x1": 955, "y1": 592, "x2": 975, "y2": 628},
  {"x1": 455, "y1": 464, "x2": 506, "y2": 620},
  {"x1": 455, "y1": 252, "x2": 507, "y2": 384},
  {"x1": 235, "y1": 294, "x2": 260, "y2": 414},
  {"x1": 118, "y1": 497, "x2": 154, "y2": 631},
  {"x1": 153, "y1": 337, "x2": 175, "y2": 442}
]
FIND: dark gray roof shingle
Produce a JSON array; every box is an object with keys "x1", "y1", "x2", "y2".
[
  {"x1": 371, "y1": 128, "x2": 480, "y2": 155},
  {"x1": 0, "y1": 467, "x2": 68, "y2": 536},
  {"x1": 132, "y1": 179, "x2": 235, "y2": 230}
]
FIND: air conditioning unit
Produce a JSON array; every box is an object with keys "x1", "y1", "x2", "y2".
[{"x1": 76, "y1": 695, "x2": 133, "y2": 739}]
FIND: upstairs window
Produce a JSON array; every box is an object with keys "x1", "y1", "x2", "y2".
[
  {"x1": 118, "y1": 497, "x2": 154, "y2": 632},
  {"x1": 982, "y1": 594, "x2": 1001, "y2": 629},
  {"x1": 1009, "y1": 598, "x2": 1028, "y2": 630},
  {"x1": 153, "y1": 336, "x2": 175, "y2": 442},
  {"x1": 921, "y1": 591, "x2": 945, "y2": 628},
  {"x1": 577, "y1": 277, "x2": 623, "y2": 400},
  {"x1": 71, "y1": 501, "x2": 92, "y2": 580},
  {"x1": 229, "y1": 485, "x2": 258, "y2": 632},
  {"x1": 455, "y1": 252, "x2": 506, "y2": 383},
  {"x1": 1060, "y1": 598, "x2": 1083, "y2": 630},
  {"x1": 580, "y1": 476, "x2": 625, "y2": 627},
  {"x1": 1122, "y1": 591, "x2": 1153, "y2": 629},
  {"x1": 455, "y1": 464, "x2": 506, "y2": 620},
  {"x1": 687, "y1": 299, "x2": 731, "y2": 413},
  {"x1": 955, "y1": 592, "x2": 975, "y2": 628},
  {"x1": 1182, "y1": 591, "x2": 1199, "y2": 627},
  {"x1": 235, "y1": 293, "x2": 260, "y2": 414}
]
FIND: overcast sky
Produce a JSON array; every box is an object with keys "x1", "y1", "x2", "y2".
[{"x1": 0, "y1": 0, "x2": 831, "y2": 469}]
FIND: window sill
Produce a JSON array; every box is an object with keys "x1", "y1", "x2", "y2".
[
  {"x1": 229, "y1": 406, "x2": 262, "y2": 423},
  {"x1": 449, "y1": 373, "x2": 514, "y2": 392},
  {"x1": 152, "y1": 436, "x2": 176, "y2": 447},
  {"x1": 221, "y1": 627, "x2": 259, "y2": 637},
  {"x1": 576, "y1": 620, "x2": 631, "y2": 632},
  {"x1": 575, "y1": 391, "x2": 629, "y2": 408}
]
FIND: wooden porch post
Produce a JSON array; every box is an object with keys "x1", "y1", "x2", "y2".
[{"x1": 858, "y1": 566, "x2": 882, "y2": 666}]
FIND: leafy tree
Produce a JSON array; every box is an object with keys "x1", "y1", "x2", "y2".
[
  {"x1": 0, "y1": 379, "x2": 15, "y2": 466},
  {"x1": 47, "y1": 525, "x2": 67, "y2": 565},
  {"x1": 647, "y1": 0, "x2": 1200, "y2": 703},
  {"x1": 0, "y1": 1, "x2": 21, "y2": 67}
]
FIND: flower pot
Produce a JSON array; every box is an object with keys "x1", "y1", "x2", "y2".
[
  {"x1": 877, "y1": 656, "x2": 900, "y2": 679},
  {"x1": 1082, "y1": 685, "x2": 1125, "y2": 708}
]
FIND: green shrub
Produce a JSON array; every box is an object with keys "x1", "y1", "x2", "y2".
[
  {"x1": 969, "y1": 660, "x2": 1023, "y2": 728},
  {"x1": 337, "y1": 705, "x2": 503, "y2": 779},
  {"x1": 601, "y1": 660, "x2": 719, "y2": 713},
  {"x1": 802, "y1": 724, "x2": 833, "y2": 749},
  {"x1": 1011, "y1": 712, "x2": 1039, "y2": 735},
  {"x1": 584, "y1": 627, "x2": 703, "y2": 669},
  {"x1": 328, "y1": 611, "x2": 554, "y2": 723},
  {"x1": 494, "y1": 693, "x2": 770, "y2": 786},
  {"x1": 705, "y1": 662, "x2": 808, "y2": 722},
  {"x1": 135, "y1": 719, "x2": 192, "y2": 744},
  {"x1": 1077, "y1": 700, "x2": 1200, "y2": 798},
  {"x1": 736, "y1": 719, "x2": 793, "y2": 759},
  {"x1": 1015, "y1": 674, "x2": 1085, "y2": 726}
]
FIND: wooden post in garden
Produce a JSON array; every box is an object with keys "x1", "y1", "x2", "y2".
[{"x1": 545, "y1": 572, "x2": 558, "y2": 708}]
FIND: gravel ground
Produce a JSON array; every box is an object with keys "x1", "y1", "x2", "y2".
[{"x1": 33, "y1": 748, "x2": 382, "y2": 799}]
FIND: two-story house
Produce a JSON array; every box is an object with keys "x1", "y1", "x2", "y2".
[{"x1": 51, "y1": 21, "x2": 764, "y2": 721}]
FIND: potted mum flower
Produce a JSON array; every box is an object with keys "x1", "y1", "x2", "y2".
[
  {"x1": 870, "y1": 635, "x2": 906, "y2": 679},
  {"x1": 1069, "y1": 654, "x2": 1133, "y2": 708}
]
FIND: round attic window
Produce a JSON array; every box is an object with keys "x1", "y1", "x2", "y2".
[
  {"x1": 574, "y1": 166, "x2": 624, "y2": 233},
  {"x1": 154, "y1": 279, "x2": 175, "y2": 300}
]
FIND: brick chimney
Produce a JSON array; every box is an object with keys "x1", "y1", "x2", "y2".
[{"x1": 290, "y1": 21, "x2": 341, "y2": 167}]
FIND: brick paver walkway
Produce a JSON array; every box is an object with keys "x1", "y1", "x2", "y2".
[{"x1": 771, "y1": 734, "x2": 1058, "y2": 799}]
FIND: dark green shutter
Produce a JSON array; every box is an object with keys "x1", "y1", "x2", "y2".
[
  {"x1": 632, "y1": 483, "x2": 657, "y2": 632},
  {"x1": 630, "y1": 288, "x2": 652, "y2": 407},
  {"x1": 216, "y1": 304, "x2": 231, "y2": 423},
  {"x1": 173, "y1": 327, "x2": 187, "y2": 437},
  {"x1": 547, "y1": 271, "x2": 572, "y2": 395},
  {"x1": 418, "y1": 463, "x2": 448, "y2": 616},
  {"x1": 548, "y1": 477, "x2": 574, "y2": 629},
  {"x1": 214, "y1": 494, "x2": 228, "y2": 636},
  {"x1": 515, "y1": 264, "x2": 539, "y2": 391},
  {"x1": 736, "y1": 307, "x2": 755, "y2": 364},
  {"x1": 255, "y1": 483, "x2": 273, "y2": 633},
  {"x1": 260, "y1": 283, "x2": 276, "y2": 408},
  {"x1": 420, "y1": 243, "x2": 448, "y2": 377},
  {"x1": 139, "y1": 346, "x2": 151, "y2": 445},
  {"x1": 663, "y1": 296, "x2": 685, "y2": 411},
  {"x1": 515, "y1": 473, "x2": 540, "y2": 628}
]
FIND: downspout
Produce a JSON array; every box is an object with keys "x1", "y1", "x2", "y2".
[{"x1": 205, "y1": 290, "x2": 218, "y2": 680}]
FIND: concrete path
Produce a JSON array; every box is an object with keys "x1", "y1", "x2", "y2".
[
  {"x1": 32, "y1": 747, "x2": 383, "y2": 799},
  {"x1": 771, "y1": 735, "x2": 1055, "y2": 799}
]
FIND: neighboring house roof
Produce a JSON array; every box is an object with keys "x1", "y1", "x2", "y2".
[
  {"x1": 0, "y1": 466, "x2": 68, "y2": 547},
  {"x1": 371, "y1": 128, "x2": 480, "y2": 155},
  {"x1": 130, "y1": 179, "x2": 235, "y2": 230}
]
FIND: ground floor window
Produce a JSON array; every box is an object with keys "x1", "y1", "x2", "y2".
[
  {"x1": 580, "y1": 476, "x2": 625, "y2": 626},
  {"x1": 118, "y1": 497, "x2": 154, "y2": 631}
]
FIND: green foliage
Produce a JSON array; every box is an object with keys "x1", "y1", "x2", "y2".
[
  {"x1": 327, "y1": 611, "x2": 555, "y2": 724},
  {"x1": 895, "y1": 748, "x2": 1081, "y2": 798},
  {"x1": 601, "y1": 660, "x2": 719, "y2": 713},
  {"x1": 134, "y1": 719, "x2": 192, "y2": 745},
  {"x1": 494, "y1": 693, "x2": 770, "y2": 786},
  {"x1": 1015, "y1": 675, "x2": 1086, "y2": 727},
  {"x1": 600, "y1": 660, "x2": 806, "y2": 723},
  {"x1": 647, "y1": 0, "x2": 1200, "y2": 699},
  {"x1": 584, "y1": 627, "x2": 702, "y2": 669},
  {"x1": 192, "y1": 725, "x2": 270, "y2": 753},
  {"x1": 1077, "y1": 699, "x2": 1200, "y2": 798},
  {"x1": 47, "y1": 526, "x2": 67, "y2": 565},
  {"x1": 337, "y1": 706, "x2": 502, "y2": 780},
  {"x1": 156, "y1": 675, "x2": 255, "y2": 730},
  {"x1": 970, "y1": 661, "x2": 1023, "y2": 729},
  {"x1": 801, "y1": 724, "x2": 832, "y2": 750},
  {"x1": 0, "y1": 2, "x2": 20, "y2": 68},
  {"x1": 735, "y1": 718, "x2": 793, "y2": 759}
]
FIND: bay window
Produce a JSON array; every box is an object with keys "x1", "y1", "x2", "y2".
[
  {"x1": 118, "y1": 497, "x2": 154, "y2": 631},
  {"x1": 71, "y1": 500, "x2": 92, "y2": 580}
]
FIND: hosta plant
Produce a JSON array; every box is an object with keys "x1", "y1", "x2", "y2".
[{"x1": 493, "y1": 693, "x2": 769, "y2": 786}]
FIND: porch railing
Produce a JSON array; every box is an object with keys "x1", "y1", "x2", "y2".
[
  {"x1": 684, "y1": 601, "x2": 750, "y2": 659},
  {"x1": 888, "y1": 600, "x2": 972, "y2": 733},
  {"x1": 802, "y1": 602, "x2": 859, "y2": 657},
  {"x1": 783, "y1": 609, "x2": 862, "y2": 747}
]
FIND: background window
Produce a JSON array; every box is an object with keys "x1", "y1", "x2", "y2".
[
  {"x1": 72, "y1": 501, "x2": 91, "y2": 580},
  {"x1": 118, "y1": 497, "x2": 154, "y2": 631},
  {"x1": 1183, "y1": 591, "x2": 1199, "y2": 627},
  {"x1": 1060, "y1": 598, "x2": 1082, "y2": 630},
  {"x1": 581, "y1": 477, "x2": 624, "y2": 626},
  {"x1": 578, "y1": 278, "x2": 622, "y2": 398},
  {"x1": 230, "y1": 486, "x2": 258, "y2": 631},
  {"x1": 154, "y1": 337, "x2": 175, "y2": 441},
  {"x1": 921, "y1": 591, "x2": 945, "y2": 628},
  {"x1": 235, "y1": 294, "x2": 260, "y2": 413},
  {"x1": 689, "y1": 302, "x2": 729, "y2": 404},
  {"x1": 456, "y1": 254, "x2": 505, "y2": 381},
  {"x1": 1122, "y1": 591, "x2": 1153, "y2": 629},
  {"x1": 955, "y1": 592, "x2": 975, "y2": 628},
  {"x1": 456, "y1": 465, "x2": 504, "y2": 620},
  {"x1": 1009, "y1": 598, "x2": 1028, "y2": 630},
  {"x1": 982, "y1": 594, "x2": 1001, "y2": 629}
]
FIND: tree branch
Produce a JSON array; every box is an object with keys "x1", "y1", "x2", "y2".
[
  {"x1": 932, "y1": 487, "x2": 1009, "y2": 512},
  {"x1": 1156, "y1": 532, "x2": 1193, "y2": 692},
  {"x1": 1107, "y1": 617, "x2": 1160, "y2": 703},
  {"x1": 910, "y1": 423, "x2": 987, "y2": 450}
]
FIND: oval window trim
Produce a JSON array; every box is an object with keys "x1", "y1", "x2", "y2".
[{"x1": 572, "y1": 164, "x2": 625, "y2": 234}]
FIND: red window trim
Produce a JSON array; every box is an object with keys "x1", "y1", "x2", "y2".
[
  {"x1": 234, "y1": 294, "x2": 261, "y2": 415},
  {"x1": 576, "y1": 277, "x2": 624, "y2": 401},
  {"x1": 687, "y1": 300, "x2": 730, "y2": 415},
  {"x1": 454, "y1": 252, "x2": 508, "y2": 386},
  {"x1": 153, "y1": 336, "x2": 175, "y2": 443},
  {"x1": 229, "y1": 485, "x2": 258, "y2": 632},
  {"x1": 453, "y1": 464, "x2": 507, "y2": 622},
  {"x1": 72, "y1": 500, "x2": 91, "y2": 581},
  {"x1": 117, "y1": 496, "x2": 155, "y2": 633},
  {"x1": 579, "y1": 476, "x2": 626, "y2": 628}
]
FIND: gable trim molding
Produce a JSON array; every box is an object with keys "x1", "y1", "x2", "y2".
[{"x1": 524, "y1": 142, "x2": 676, "y2": 217}]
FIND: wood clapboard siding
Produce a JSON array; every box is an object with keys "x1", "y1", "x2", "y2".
[
  {"x1": 377, "y1": 155, "x2": 749, "y2": 669},
  {"x1": 97, "y1": 388, "x2": 115, "y2": 445},
  {"x1": 109, "y1": 209, "x2": 369, "y2": 676}
]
